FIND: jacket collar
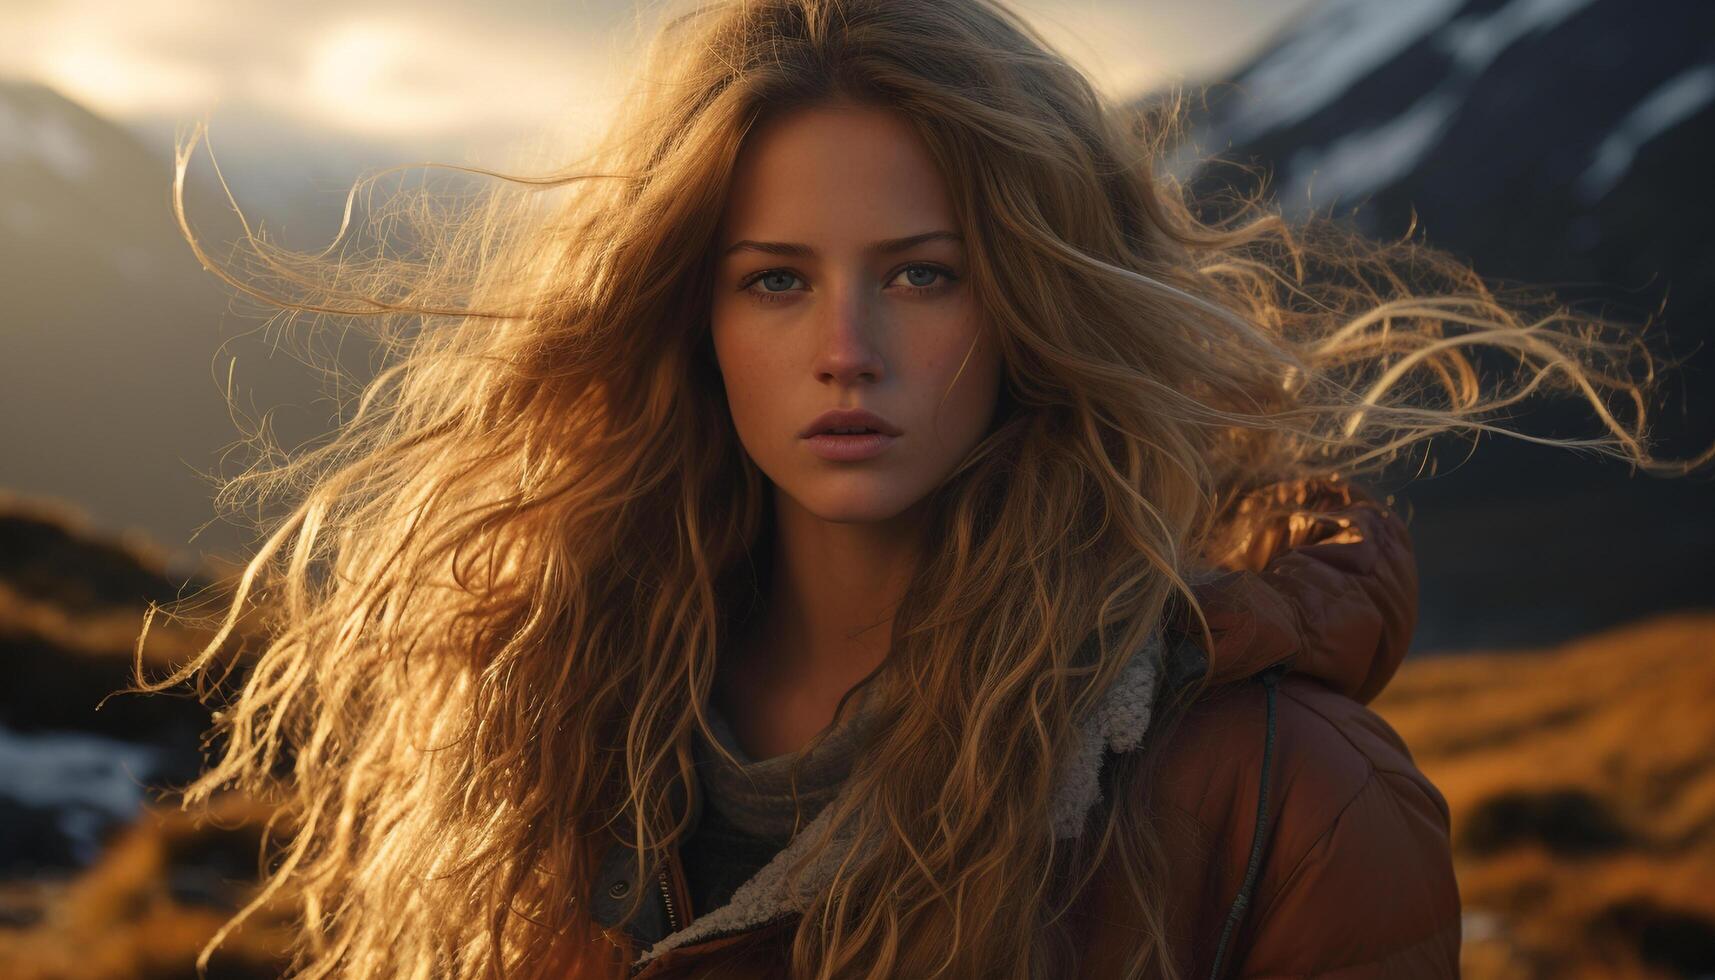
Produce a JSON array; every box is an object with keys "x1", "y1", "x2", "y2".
[{"x1": 628, "y1": 630, "x2": 1166, "y2": 967}]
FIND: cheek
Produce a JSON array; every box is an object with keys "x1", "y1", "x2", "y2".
[
  {"x1": 710, "y1": 320, "x2": 780, "y2": 431},
  {"x1": 916, "y1": 318, "x2": 1001, "y2": 435}
]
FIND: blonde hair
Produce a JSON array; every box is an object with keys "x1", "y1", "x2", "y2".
[{"x1": 142, "y1": 0, "x2": 1699, "y2": 977}]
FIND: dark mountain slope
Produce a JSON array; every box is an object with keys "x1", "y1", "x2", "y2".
[{"x1": 1157, "y1": 0, "x2": 1715, "y2": 649}]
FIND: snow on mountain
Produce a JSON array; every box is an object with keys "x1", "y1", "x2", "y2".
[
  {"x1": 1208, "y1": 0, "x2": 1615, "y2": 211},
  {"x1": 1190, "y1": 0, "x2": 1715, "y2": 227},
  {"x1": 1283, "y1": 89, "x2": 1457, "y2": 210},
  {"x1": 1438, "y1": 0, "x2": 1596, "y2": 73},
  {"x1": 1219, "y1": 0, "x2": 1467, "y2": 146},
  {"x1": 1579, "y1": 62, "x2": 1715, "y2": 201}
]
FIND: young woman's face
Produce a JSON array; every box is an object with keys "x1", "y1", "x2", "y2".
[{"x1": 710, "y1": 103, "x2": 1003, "y2": 525}]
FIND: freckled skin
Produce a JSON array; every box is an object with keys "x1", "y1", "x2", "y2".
[{"x1": 709, "y1": 103, "x2": 1003, "y2": 526}]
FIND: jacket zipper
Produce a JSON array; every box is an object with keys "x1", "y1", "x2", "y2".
[
  {"x1": 626, "y1": 865, "x2": 683, "y2": 979},
  {"x1": 656, "y1": 864, "x2": 681, "y2": 934}
]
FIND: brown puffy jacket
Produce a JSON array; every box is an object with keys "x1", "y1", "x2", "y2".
[{"x1": 586, "y1": 477, "x2": 1461, "y2": 978}]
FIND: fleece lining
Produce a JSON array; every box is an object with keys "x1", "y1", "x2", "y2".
[{"x1": 634, "y1": 631, "x2": 1162, "y2": 966}]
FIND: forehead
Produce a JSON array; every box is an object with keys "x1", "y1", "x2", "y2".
[{"x1": 717, "y1": 103, "x2": 957, "y2": 245}]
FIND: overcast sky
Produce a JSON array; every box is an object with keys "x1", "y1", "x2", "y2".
[{"x1": 0, "y1": 0, "x2": 1317, "y2": 162}]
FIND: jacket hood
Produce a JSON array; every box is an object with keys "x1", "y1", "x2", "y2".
[{"x1": 1186, "y1": 477, "x2": 1417, "y2": 706}]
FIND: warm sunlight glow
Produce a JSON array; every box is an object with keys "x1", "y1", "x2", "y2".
[
  {"x1": 0, "y1": 0, "x2": 1314, "y2": 149},
  {"x1": 303, "y1": 20, "x2": 463, "y2": 135},
  {"x1": 38, "y1": 41, "x2": 218, "y2": 118}
]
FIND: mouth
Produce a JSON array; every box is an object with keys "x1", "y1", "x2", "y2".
[
  {"x1": 799, "y1": 409, "x2": 903, "y2": 439},
  {"x1": 801, "y1": 429, "x2": 897, "y2": 462},
  {"x1": 799, "y1": 408, "x2": 901, "y2": 461}
]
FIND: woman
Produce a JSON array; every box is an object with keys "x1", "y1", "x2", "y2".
[{"x1": 149, "y1": 0, "x2": 1684, "y2": 977}]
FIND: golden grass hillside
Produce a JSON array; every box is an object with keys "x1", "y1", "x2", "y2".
[{"x1": 1373, "y1": 612, "x2": 1715, "y2": 980}]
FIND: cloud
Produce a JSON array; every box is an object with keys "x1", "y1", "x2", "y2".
[
  {"x1": 1, "y1": 0, "x2": 627, "y2": 144},
  {"x1": 0, "y1": 0, "x2": 1316, "y2": 154}
]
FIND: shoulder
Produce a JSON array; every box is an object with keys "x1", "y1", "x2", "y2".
[
  {"x1": 1157, "y1": 673, "x2": 1447, "y2": 828},
  {"x1": 1144, "y1": 674, "x2": 1462, "y2": 976}
]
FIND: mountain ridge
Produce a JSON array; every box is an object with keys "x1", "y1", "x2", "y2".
[{"x1": 1146, "y1": 0, "x2": 1715, "y2": 649}]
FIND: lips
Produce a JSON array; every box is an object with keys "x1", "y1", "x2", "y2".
[{"x1": 799, "y1": 408, "x2": 903, "y2": 439}]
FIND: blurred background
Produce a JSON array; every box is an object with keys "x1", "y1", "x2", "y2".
[{"x1": 1, "y1": 0, "x2": 1711, "y2": 976}]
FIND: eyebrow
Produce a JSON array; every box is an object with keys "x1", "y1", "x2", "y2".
[{"x1": 720, "y1": 230, "x2": 963, "y2": 259}]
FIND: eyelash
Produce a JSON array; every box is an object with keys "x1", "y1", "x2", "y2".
[{"x1": 738, "y1": 263, "x2": 960, "y2": 304}]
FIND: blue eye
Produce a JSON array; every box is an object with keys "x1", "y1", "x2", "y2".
[
  {"x1": 738, "y1": 263, "x2": 959, "y2": 304},
  {"x1": 756, "y1": 270, "x2": 801, "y2": 293},
  {"x1": 897, "y1": 265, "x2": 946, "y2": 288}
]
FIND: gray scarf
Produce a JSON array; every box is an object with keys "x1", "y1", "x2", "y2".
[{"x1": 636, "y1": 631, "x2": 1161, "y2": 967}]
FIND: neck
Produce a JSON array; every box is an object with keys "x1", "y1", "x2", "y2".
[{"x1": 723, "y1": 490, "x2": 923, "y2": 730}]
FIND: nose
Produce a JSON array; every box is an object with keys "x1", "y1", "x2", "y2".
[{"x1": 811, "y1": 283, "x2": 885, "y2": 386}]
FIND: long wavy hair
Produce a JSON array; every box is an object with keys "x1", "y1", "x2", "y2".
[{"x1": 140, "y1": 0, "x2": 1695, "y2": 977}]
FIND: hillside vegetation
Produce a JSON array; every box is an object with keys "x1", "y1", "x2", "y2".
[{"x1": 1374, "y1": 613, "x2": 1715, "y2": 979}]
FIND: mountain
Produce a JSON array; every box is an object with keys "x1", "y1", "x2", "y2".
[
  {"x1": 1158, "y1": 0, "x2": 1715, "y2": 650},
  {"x1": 0, "y1": 79, "x2": 384, "y2": 578}
]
